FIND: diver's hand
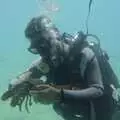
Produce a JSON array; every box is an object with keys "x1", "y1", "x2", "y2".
[{"x1": 29, "y1": 84, "x2": 61, "y2": 103}]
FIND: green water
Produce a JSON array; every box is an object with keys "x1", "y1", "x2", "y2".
[{"x1": 0, "y1": 0, "x2": 120, "y2": 120}]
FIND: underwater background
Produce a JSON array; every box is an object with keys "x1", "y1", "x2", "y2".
[{"x1": 0, "y1": 0, "x2": 120, "y2": 120}]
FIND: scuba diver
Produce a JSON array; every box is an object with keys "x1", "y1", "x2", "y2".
[
  {"x1": 1, "y1": 15, "x2": 120, "y2": 120},
  {"x1": 25, "y1": 15, "x2": 120, "y2": 120}
]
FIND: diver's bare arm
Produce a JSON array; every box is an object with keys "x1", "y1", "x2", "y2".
[{"x1": 10, "y1": 58, "x2": 49, "y2": 87}]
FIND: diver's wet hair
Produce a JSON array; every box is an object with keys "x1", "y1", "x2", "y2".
[{"x1": 24, "y1": 15, "x2": 59, "y2": 39}]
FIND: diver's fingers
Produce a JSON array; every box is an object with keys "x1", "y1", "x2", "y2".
[
  {"x1": 31, "y1": 85, "x2": 49, "y2": 91},
  {"x1": 29, "y1": 78, "x2": 45, "y2": 85},
  {"x1": 29, "y1": 90, "x2": 40, "y2": 94},
  {"x1": 29, "y1": 86, "x2": 50, "y2": 95},
  {"x1": 1, "y1": 90, "x2": 14, "y2": 101}
]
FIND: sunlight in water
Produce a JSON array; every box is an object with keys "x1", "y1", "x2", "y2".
[{"x1": 35, "y1": 0, "x2": 60, "y2": 17}]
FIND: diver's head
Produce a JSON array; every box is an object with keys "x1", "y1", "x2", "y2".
[{"x1": 25, "y1": 15, "x2": 70, "y2": 67}]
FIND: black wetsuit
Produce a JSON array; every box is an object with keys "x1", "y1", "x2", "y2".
[
  {"x1": 30, "y1": 46, "x2": 114, "y2": 120},
  {"x1": 52, "y1": 47, "x2": 114, "y2": 120}
]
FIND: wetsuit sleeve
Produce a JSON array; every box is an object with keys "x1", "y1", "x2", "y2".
[{"x1": 62, "y1": 48, "x2": 104, "y2": 101}]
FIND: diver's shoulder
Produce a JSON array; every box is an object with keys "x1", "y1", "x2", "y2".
[{"x1": 81, "y1": 47, "x2": 95, "y2": 61}]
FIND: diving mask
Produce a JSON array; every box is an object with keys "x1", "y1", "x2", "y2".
[
  {"x1": 28, "y1": 47, "x2": 39, "y2": 54},
  {"x1": 28, "y1": 40, "x2": 48, "y2": 55}
]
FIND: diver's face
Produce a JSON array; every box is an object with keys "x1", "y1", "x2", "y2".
[
  {"x1": 28, "y1": 29, "x2": 62, "y2": 67},
  {"x1": 49, "y1": 39, "x2": 62, "y2": 67},
  {"x1": 28, "y1": 34, "x2": 51, "y2": 57},
  {"x1": 44, "y1": 29, "x2": 64, "y2": 67}
]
